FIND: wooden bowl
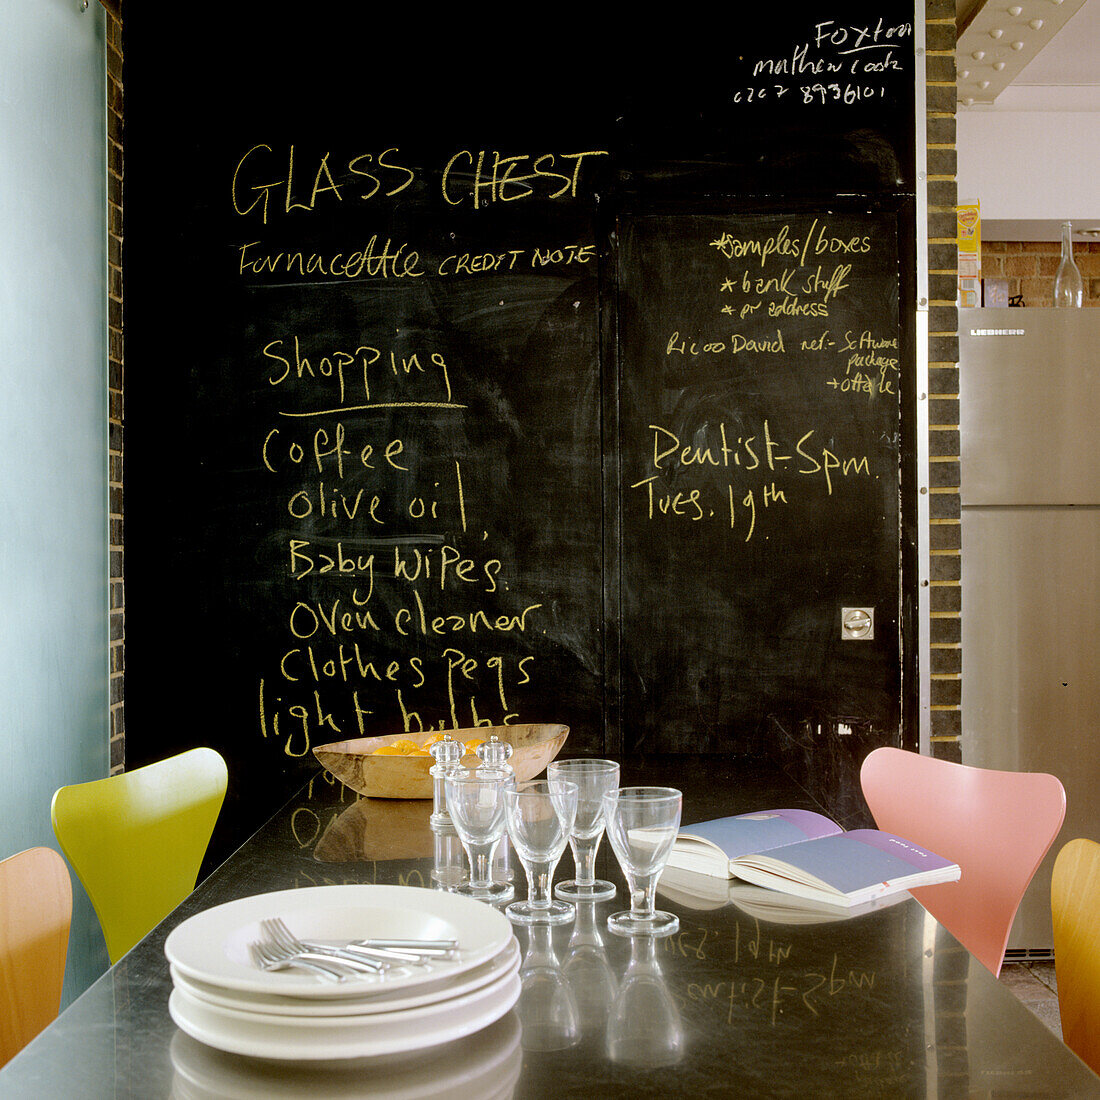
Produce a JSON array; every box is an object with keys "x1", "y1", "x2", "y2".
[{"x1": 312, "y1": 723, "x2": 569, "y2": 800}]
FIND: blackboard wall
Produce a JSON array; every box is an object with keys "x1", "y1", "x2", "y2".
[{"x1": 125, "y1": 8, "x2": 920, "y2": 856}]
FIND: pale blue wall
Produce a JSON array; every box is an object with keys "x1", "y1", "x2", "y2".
[{"x1": 0, "y1": 0, "x2": 111, "y2": 1003}]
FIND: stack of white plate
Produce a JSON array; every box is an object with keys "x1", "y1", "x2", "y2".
[{"x1": 164, "y1": 885, "x2": 521, "y2": 1062}]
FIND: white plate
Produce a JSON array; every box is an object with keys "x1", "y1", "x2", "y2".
[
  {"x1": 168, "y1": 972, "x2": 521, "y2": 1061},
  {"x1": 165, "y1": 885, "x2": 512, "y2": 998},
  {"x1": 170, "y1": 938, "x2": 521, "y2": 1018},
  {"x1": 172, "y1": 964, "x2": 516, "y2": 1031}
]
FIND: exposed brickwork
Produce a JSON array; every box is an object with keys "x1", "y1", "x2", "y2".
[
  {"x1": 982, "y1": 240, "x2": 1100, "y2": 307},
  {"x1": 926, "y1": 0, "x2": 961, "y2": 757},
  {"x1": 101, "y1": 0, "x2": 124, "y2": 773}
]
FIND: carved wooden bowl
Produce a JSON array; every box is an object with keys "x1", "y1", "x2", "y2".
[{"x1": 312, "y1": 723, "x2": 569, "y2": 800}]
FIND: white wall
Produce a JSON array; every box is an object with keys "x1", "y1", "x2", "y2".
[
  {"x1": 0, "y1": 0, "x2": 110, "y2": 1001},
  {"x1": 958, "y1": 107, "x2": 1100, "y2": 238}
]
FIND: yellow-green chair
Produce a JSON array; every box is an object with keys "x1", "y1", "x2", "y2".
[{"x1": 51, "y1": 747, "x2": 227, "y2": 963}]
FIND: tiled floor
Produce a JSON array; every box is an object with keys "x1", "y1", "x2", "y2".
[{"x1": 999, "y1": 961, "x2": 1063, "y2": 1039}]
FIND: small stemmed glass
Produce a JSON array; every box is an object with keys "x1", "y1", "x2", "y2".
[
  {"x1": 445, "y1": 771, "x2": 515, "y2": 903},
  {"x1": 548, "y1": 758, "x2": 620, "y2": 902},
  {"x1": 602, "y1": 787, "x2": 682, "y2": 937},
  {"x1": 503, "y1": 779, "x2": 578, "y2": 925}
]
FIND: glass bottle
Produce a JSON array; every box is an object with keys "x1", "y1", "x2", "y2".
[{"x1": 1053, "y1": 221, "x2": 1084, "y2": 308}]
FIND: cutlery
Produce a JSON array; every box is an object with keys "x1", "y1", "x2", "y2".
[
  {"x1": 261, "y1": 918, "x2": 395, "y2": 970},
  {"x1": 355, "y1": 938, "x2": 459, "y2": 955},
  {"x1": 254, "y1": 927, "x2": 383, "y2": 976},
  {"x1": 248, "y1": 941, "x2": 345, "y2": 982},
  {"x1": 263, "y1": 917, "x2": 449, "y2": 967}
]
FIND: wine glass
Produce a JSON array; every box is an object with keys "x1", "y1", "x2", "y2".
[
  {"x1": 444, "y1": 771, "x2": 515, "y2": 903},
  {"x1": 503, "y1": 779, "x2": 578, "y2": 925},
  {"x1": 602, "y1": 787, "x2": 682, "y2": 937},
  {"x1": 548, "y1": 758, "x2": 620, "y2": 901}
]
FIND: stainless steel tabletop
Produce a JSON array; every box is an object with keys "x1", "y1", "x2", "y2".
[{"x1": 3, "y1": 756, "x2": 1097, "y2": 1098}]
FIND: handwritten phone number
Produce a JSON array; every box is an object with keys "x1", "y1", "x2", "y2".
[
  {"x1": 801, "y1": 83, "x2": 885, "y2": 105},
  {"x1": 731, "y1": 84, "x2": 885, "y2": 106}
]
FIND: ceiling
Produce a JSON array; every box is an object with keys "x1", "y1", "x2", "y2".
[{"x1": 957, "y1": 0, "x2": 1100, "y2": 109}]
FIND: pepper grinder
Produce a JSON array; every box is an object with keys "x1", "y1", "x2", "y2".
[
  {"x1": 429, "y1": 735, "x2": 465, "y2": 828},
  {"x1": 476, "y1": 735, "x2": 516, "y2": 881},
  {"x1": 475, "y1": 734, "x2": 515, "y2": 779}
]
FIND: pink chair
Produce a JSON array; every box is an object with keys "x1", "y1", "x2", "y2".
[{"x1": 860, "y1": 747, "x2": 1065, "y2": 976}]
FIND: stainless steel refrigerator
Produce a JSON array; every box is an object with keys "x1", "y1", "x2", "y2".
[{"x1": 960, "y1": 307, "x2": 1100, "y2": 957}]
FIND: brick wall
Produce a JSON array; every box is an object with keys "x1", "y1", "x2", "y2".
[
  {"x1": 101, "y1": 0, "x2": 124, "y2": 773},
  {"x1": 982, "y1": 240, "x2": 1100, "y2": 307},
  {"x1": 926, "y1": 0, "x2": 961, "y2": 760}
]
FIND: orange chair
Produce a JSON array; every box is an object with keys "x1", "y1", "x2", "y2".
[
  {"x1": 860, "y1": 747, "x2": 1065, "y2": 976},
  {"x1": 1051, "y1": 837, "x2": 1100, "y2": 1074},
  {"x1": 0, "y1": 847, "x2": 72, "y2": 1067}
]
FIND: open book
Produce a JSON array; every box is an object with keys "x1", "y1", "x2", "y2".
[{"x1": 664, "y1": 809, "x2": 960, "y2": 909}]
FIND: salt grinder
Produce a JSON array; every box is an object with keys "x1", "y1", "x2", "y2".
[
  {"x1": 475, "y1": 735, "x2": 516, "y2": 880},
  {"x1": 429, "y1": 735, "x2": 465, "y2": 827}
]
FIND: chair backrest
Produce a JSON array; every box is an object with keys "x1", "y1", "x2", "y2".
[
  {"x1": 0, "y1": 847, "x2": 72, "y2": 1067},
  {"x1": 51, "y1": 747, "x2": 227, "y2": 963},
  {"x1": 1052, "y1": 837, "x2": 1100, "y2": 1075},
  {"x1": 860, "y1": 747, "x2": 1065, "y2": 977}
]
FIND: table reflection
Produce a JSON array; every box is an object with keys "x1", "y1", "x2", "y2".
[
  {"x1": 430, "y1": 822, "x2": 467, "y2": 891},
  {"x1": 168, "y1": 1012, "x2": 522, "y2": 1099},
  {"x1": 313, "y1": 795, "x2": 435, "y2": 863},
  {"x1": 562, "y1": 900, "x2": 618, "y2": 1037},
  {"x1": 606, "y1": 934, "x2": 684, "y2": 1069},
  {"x1": 515, "y1": 924, "x2": 579, "y2": 1052}
]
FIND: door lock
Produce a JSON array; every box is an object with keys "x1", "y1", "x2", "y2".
[{"x1": 841, "y1": 607, "x2": 874, "y2": 640}]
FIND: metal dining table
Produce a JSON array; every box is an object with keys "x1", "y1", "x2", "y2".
[{"x1": 2, "y1": 755, "x2": 1098, "y2": 1099}]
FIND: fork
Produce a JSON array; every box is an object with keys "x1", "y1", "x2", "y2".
[
  {"x1": 255, "y1": 926, "x2": 383, "y2": 977},
  {"x1": 261, "y1": 918, "x2": 392, "y2": 971},
  {"x1": 248, "y1": 940, "x2": 345, "y2": 982}
]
